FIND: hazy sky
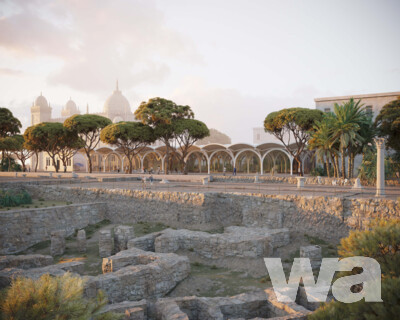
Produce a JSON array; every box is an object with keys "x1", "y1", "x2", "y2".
[{"x1": 0, "y1": 0, "x2": 399, "y2": 142}]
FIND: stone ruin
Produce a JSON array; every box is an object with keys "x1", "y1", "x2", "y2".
[
  {"x1": 300, "y1": 245, "x2": 322, "y2": 270},
  {"x1": 114, "y1": 225, "x2": 135, "y2": 252},
  {"x1": 128, "y1": 226, "x2": 290, "y2": 276},
  {"x1": 99, "y1": 229, "x2": 113, "y2": 257},
  {"x1": 87, "y1": 248, "x2": 190, "y2": 303},
  {"x1": 0, "y1": 225, "x2": 316, "y2": 319},
  {"x1": 99, "y1": 225, "x2": 136, "y2": 258},
  {"x1": 0, "y1": 248, "x2": 190, "y2": 304},
  {"x1": 76, "y1": 229, "x2": 86, "y2": 253},
  {"x1": 50, "y1": 230, "x2": 66, "y2": 256}
]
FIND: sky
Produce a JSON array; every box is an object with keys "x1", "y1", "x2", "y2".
[{"x1": 0, "y1": 0, "x2": 399, "y2": 143}]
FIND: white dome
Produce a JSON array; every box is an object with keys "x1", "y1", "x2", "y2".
[
  {"x1": 62, "y1": 98, "x2": 80, "y2": 117},
  {"x1": 34, "y1": 93, "x2": 49, "y2": 109},
  {"x1": 103, "y1": 81, "x2": 131, "y2": 117},
  {"x1": 65, "y1": 99, "x2": 78, "y2": 113}
]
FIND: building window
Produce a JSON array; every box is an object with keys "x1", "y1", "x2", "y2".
[
  {"x1": 324, "y1": 108, "x2": 331, "y2": 113},
  {"x1": 366, "y1": 105, "x2": 373, "y2": 117},
  {"x1": 67, "y1": 158, "x2": 72, "y2": 166},
  {"x1": 46, "y1": 157, "x2": 51, "y2": 166}
]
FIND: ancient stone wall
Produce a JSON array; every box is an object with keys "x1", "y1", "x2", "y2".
[
  {"x1": 26, "y1": 186, "x2": 400, "y2": 242},
  {"x1": 0, "y1": 202, "x2": 106, "y2": 254}
]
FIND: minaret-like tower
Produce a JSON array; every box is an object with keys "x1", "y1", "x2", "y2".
[{"x1": 31, "y1": 92, "x2": 52, "y2": 125}]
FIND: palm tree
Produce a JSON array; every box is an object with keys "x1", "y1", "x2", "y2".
[
  {"x1": 309, "y1": 116, "x2": 338, "y2": 177},
  {"x1": 330, "y1": 98, "x2": 367, "y2": 179}
]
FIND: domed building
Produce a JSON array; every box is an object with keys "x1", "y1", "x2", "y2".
[
  {"x1": 31, "y1": 93, "x2": 52, "y2": 125},
  {"x1": 61, "y1": 98, "x2": 80, "y2": 118},
  {"x1": 30, "y1": 82, "x2": 136, "y2": 172},
  {"x1": 102, "y1": 81, "x2": 134, "y2": 122}
]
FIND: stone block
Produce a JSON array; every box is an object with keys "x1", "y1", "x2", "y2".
[
  {"x1": 125, "y1": 307, "x2": 145, "y2": 320},
  {"x1": 0, "y1": 261, "x2": 84, "y2": 289},
  {"x1": 99, "y1": 300, "x2": 147, "y2": 319},
  {"x1": 114, "y1": 225, "x2": 135, "y2": 252},
  {"x1": 296, "y1": 177, "x2": 305, "y2": 188},
  {"x1": 87, "y1": 248, "x2": 190, "y2": 302},
  {"x1": 127, "y1": 231, "x2": 163, "y2": 252},
  {"x1": 99, "y1": 229, "x2": 113, "y2": 258},
  {"x1": 77, "y1": 229, "x2": 86, "y2": 253},
  {"x1": 50, "y1": 230, "x2": 66, "y2": 256},
  {"x1": 300, "y1": 245, "x2": 322, "y2": 270},
  {"x1": 0, "y1": 254, "x2": 53, "y2": 270}
]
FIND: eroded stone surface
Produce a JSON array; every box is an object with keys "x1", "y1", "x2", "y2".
[
  {"x1": 77, "y1": 229, "x2": 86, "y2": 253},
  {"x1": 127, "y1": 232, "x2": 163, "y2": 252},
  {"x1": 136, "y1": 227, "x2": 290, "y2": 276},
  {"x1": 114, "y1": 225, "x2": 135, "y2": 252},
  {"x1": 85, "y1": 248, "x2": 190, "y2": 303},
  {"x1": 300, "y1": 245, "x2": 322, "y2": 270},
  {"x1": 99, "y1": 229, "x2": 113, "y2": 258},
  {"x1": 0, "y1": 261, "x2": 84, "y2": 288},
  {"x1": 99, "y1": 299, "x2": 147, "y2": 319},
  {"x1": 50, "y1": 230, "x2": 65, "y2": 256},
  {"x1": 154, "y1": 290, "x2": 311, "y2": 320},
  {"x1": 0, "y1": 254, "x2": 53, "y2": 270}
]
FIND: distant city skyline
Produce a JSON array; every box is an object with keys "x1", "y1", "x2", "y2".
[{"x1": 0, "y1": 0, "x2": 399, "y2": 142}]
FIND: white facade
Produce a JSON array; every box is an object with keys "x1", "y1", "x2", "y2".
[
  {"x1": 315, "y1": 91, "x2": 400, "y2": 120},
  {"x1": 253, "y1": 127, "x2": 282, "y2": 145}
]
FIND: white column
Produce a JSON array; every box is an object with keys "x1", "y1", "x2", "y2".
[
  {"x1": 290, "y1": 156, "x2": 293, "y2": 176},
  {"x1": 140, "y1": 157, "x2": 144, "y2": 173},
  {"x1": 260, "y1": 158, "x2": 264, "y2": 175},
  {"x1": 103, "y1": 158, "x2": 106, "y2": 172},
  {"x1": 374, "y1": 138, "x2": 385, "y2": 196},
  {"x1": 161, "y1": 157, "x2": 165, "y2": 172},
  {"x1": 207, "y1": 158, "x2": 211, "y2": 174}
]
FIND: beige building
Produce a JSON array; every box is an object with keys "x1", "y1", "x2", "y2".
[{"x1": 315, "y1": 91, "x2": 400, "y2": 120}]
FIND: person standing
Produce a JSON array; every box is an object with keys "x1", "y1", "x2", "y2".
[
  {"x1": 223, "y1": 166, "x2": 226, "y2": 176},
  {"x1": 233, "y1": 167, "x2": 237, "y2": 176}
]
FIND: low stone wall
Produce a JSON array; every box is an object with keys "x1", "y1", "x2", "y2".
[
  {"x1": 213, "y1": 175, "x2": 400, "y2": 186},
  {"x1": 155, "y1": 290, "x2": 311, "y2": 320},
  {"x1": 26, "y1": 186, "x2": 400, "y2": 242},
  {"x1": 212, "y1": 175, "x2": 357, "y2": 186},
  {"x1": 0, "y1": 202, "x2": 106, "y2": 254}
]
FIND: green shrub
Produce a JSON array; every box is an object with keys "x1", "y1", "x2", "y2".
[
  {"x1": 338, "y1": 219, "x2": 400, "y2": 278},
  {"x1": 310, "y1": 219, "x2": 400, "y2": 319},
  {"x1": 0, "y1": 273, "x2": 120, "y2": 320},
  {"x1": 0, "y1": 189, "x2": 32, "y2": 208},
  {"x1": 309, "y1": 277, "x2": 400, "y2": 320},
  {"x1": 310, "y1": 165, "x2": 326, "y2": 177}
]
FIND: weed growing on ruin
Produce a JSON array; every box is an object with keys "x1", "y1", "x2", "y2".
[{"x1": 0, "y1": 273, "x2": 121, "y2": 320}]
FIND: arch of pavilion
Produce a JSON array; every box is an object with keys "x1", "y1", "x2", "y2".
[{"x1": 79, "y1": 142, "x2": 309, "y2": 175}]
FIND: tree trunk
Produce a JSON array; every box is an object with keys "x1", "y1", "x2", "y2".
[
  {"x1": 347, "y1": 151, "x2": 352, "y2": 179},
  {"x1": 1, "y1": 150, "x2": 4, "y2": 171},
  {"x1": 325, "y1": 156, "x2": 330, "y2": 178},
  {"x1": 86, "y1": 150, "x2": 92, "y2": 173},
  {"x1": 296, "y1": 157, "x2": 303, "y2": 176},
  {"x1": 164, "y1": 143, "x2": 170, "y2": 174},
  {"x1": 334, "y1": 154, "x2": 340, "y2": 178},
  {"x1": 62, "y1": 159, "x2": 67, "y2": 173},
  {"x1": 341, "y1": 148, "x2": 346, "y2": 179},
  {"x1": 34, "y1": 152, "x2": 39, "y2": 172},
  {"x1": 51, "y1": 156, "x2": 59, "y2": 173},
  {"x1": 128, "y1": 155, "x2": 133, "y2": 174}
]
